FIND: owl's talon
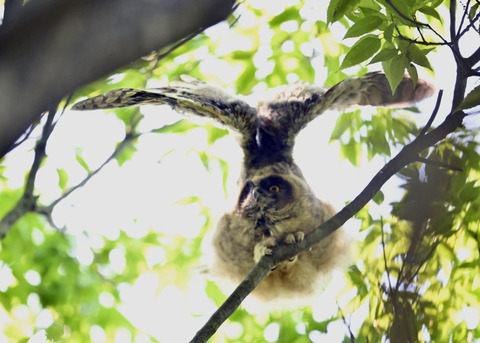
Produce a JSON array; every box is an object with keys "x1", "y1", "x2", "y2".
[
  {"x1": 295, "y1": 231, "x2": 305, "y2": 241},
  {"x1": 254, "y1": 237, "x2": 277, "y2": 262},
  {"x1": 285, "y1": 231, "x2": 305, "y2": 244}
]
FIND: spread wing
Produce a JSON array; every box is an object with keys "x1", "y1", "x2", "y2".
[
  {"x1": 256, "y1": 72, "x2": 435, "y2": 145},
  {"x1": 72, "y1": 75, "x2": 258, "y2": 144}
]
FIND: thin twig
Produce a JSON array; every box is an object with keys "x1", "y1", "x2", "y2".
[
  {"x1": 384, "y1": 0, "x2": 449, "y2": 44},
  {"x1": 415, "y1": 156, "x2": 464, "y2": 171},
  {"x1": 456, "y1": 0, "x2": 471, "y2": 38},
  {"x1": 380, "y1": 218, "x2": 394, "y2": 293},
  {"x1": 419, "y1": 89, "x2": 444, "y2": 136},
  {"x1": 450, "y1": 0, "x2": 457, "y2": 41},
  {"x1": 338, "y1": 304, "x2": 356, "y2": 343}
]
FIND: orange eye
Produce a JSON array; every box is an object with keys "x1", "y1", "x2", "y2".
[{"x1": 269, "y1": 185, "x2": 280, "y2": 192}]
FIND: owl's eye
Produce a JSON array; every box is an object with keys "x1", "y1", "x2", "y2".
[{"x1": 269, "y1": 185, "x2": 280, "y2": 192}]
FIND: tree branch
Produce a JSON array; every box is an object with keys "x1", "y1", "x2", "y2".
[
  {"x1": 190, "y1": 110, "x2": 466, "y2": 343},
  {"x1": 0, "y1": 104, "x2": 58, "y2": 239},
  {"x1": 0, "y1": 0, "x2": 236, "y2": 158},
  {"x1": 3, "y1": 0, "x2": 23, "y2": 26}
]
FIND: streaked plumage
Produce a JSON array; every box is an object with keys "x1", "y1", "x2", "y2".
[{"x1": 73, "y1": 72, "x2": 434, "y2": 306}]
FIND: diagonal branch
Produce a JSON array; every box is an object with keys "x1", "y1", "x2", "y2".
[{"x1": 189, "y1": 110, "x2": 466, "y2": 343}]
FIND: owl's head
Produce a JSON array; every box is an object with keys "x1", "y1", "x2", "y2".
[{"x1": 236, "y1": 175, "x2": 295, "y2": 216}]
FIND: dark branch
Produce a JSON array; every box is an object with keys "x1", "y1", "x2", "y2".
[
  {"x1": 450, "y1": 0, "x2": 457, "y2": 41},
  {"x1": 3, "y1": 0, "x2": 23, "y2": 26},
  {"x1": 419, "y1": 90, "x2": 443, "y2": 136},
  {"x1": 415, "y1": 157, "x2": 464, "y2": 172},
  {"x1": 467, "y1": 46, "x2": 480, "y2": 66},
  {"x1": 0, "y1": 0, "x2": 236, "y2": 158},
  {"x1": 0, "y1": 104, "x2": 58, "y2": 239}
]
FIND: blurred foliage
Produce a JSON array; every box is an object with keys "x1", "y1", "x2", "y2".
[{"x1": 0, "y1": 0, "x2": 479, "y2": 342}]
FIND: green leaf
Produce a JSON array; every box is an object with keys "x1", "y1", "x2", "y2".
[
  {"x1": 418, "y1": 6, "x2": 442, "y2": 22},
  {"x1": 384, "y1": 23, "x2": 395, "y2": 42},
  {"x1": 406, "y1": 63, "x2": 418, "y2": 87},
  {"x1": 470, "y1": 4, "x2": 479, "y2": 21},
  {"x1": 327, "y1": 0, "x2": 361, "y2": 23},
  {"x1": 236, "y1": 64, "x2": 257, "y2": 95},
  {"x1": 115, "y1": 143, "x2": 137, "y2": 167},
  {"x1": 344, "y1": 16, "x2": 383, "y2": 38},
  {"x1": 75, "y1": 151, "x2": 91, "y2": 173},
  {"x1": 370, "y1": 48, "x2": 399, "y2": 64},
  {"x1": 152, "y1": 119, "x2": 200, "y2": 134},
  {"x1": 340, "y1": 138, "x2": 362, "y2": 166},
  {"x1": 382, "y1": 56, "x2": 407, "y2": 94},
  {"x1": 46, "y1": 321, "x2": 64, "y2": 340},
  {"x1": 56, "y1": 168, "x2": 68, "y2": 190},
  {"x1": 454, "y1": 85, "x2": 480, "y2": 111},
  {"x1": 269, "y1": 7, "x2": 300, "y2": 27},
  {"x1": 407, "y1": 44, "x2": 433, "y2": 70},
  {"x1": 175, "y1": 196, "x2": 201, "y2": 205},
  {"x1": 330, "y1": 112, "x2": 352, "y2": 141},
  {"x1": 373, "y1": 190, "x2": 385, "y2": 205},
  {"x1": 230, "y1": 50, "x2": 255, "y2": 60},
  {"x1": 340, "y1": 35, "x2": 381, "y2": 70},
  {"x1": 205, "y1": 124, "x2": 229, "y2": 145}
]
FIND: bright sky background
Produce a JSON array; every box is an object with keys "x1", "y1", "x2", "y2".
[{"x1": 1, "y1": 0, "x2": 479, "y2": 342}]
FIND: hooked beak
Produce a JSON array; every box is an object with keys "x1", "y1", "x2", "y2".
[{"x1": 252, "y1": 186, "x2": 267, "y2": 200}]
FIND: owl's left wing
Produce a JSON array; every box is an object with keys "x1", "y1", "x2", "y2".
[{"x1": 73, "y1": 75, "x2": 258, "y2": 142}]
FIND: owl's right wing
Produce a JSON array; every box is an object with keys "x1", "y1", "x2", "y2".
[
  {"x1": 72, "y1": 75, "x2": 258, "y2": 142},
  {"x1": 259, "y1": 72, "x2": 435, "y2": 142},
  {"x1": 322, "y1": 72, "x2": 435, "y2": 111}
]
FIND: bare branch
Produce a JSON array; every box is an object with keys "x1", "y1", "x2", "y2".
[
  {"x1": 419, "y1": 90, "x2": 443, "y2": 136},
  {"x1": 415, "y1": 157, "x2": 464, "y2": 172},
  {"x1": 450, "y1": 0, "x2": 457, "y2": 41},
  {"x1": 0, "y1": 104, "x2": 58, "y2": 239}
]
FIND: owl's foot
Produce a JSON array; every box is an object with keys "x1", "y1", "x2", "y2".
[
  {"x1": 284, "y1": 231, "x2": 305, "y2": 244},
  {"x1": 254, "y1": 237, "x2": 277, "y2": 263},
  {"x1": 284, "y1": 231, "x2": 304, "y2": 263}
]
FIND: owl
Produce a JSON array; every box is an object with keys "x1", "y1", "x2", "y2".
[{"x1": 73, "y1": 72, "x2": 434, "y2": 306}]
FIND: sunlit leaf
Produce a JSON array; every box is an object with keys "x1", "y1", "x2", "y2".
[
  {"x1": 418, "y1": 6, "x2": 442, "y2": 22},
  {"x1": 344, "y1": 16, "x2": 383, "y2": 38},
  {"x1": 340, "y1": 138, "x2": 362, "y2": 166},
  {"x1": 56, "y1": 168, "x2": 68, "y2": 190},
  {"x1": 454, "y1": 85, "x2": 480, "y2": 111},
  {"x1": 330, "y1": 112, "x2": 352, "y2": 141},
  {"x1": 115, "y1": 143, "x2": 137, "y2": 167},
  {"x1": 340, "y1": 35, "x2": 381, "y2": 70},
  {"x1": 153, "y1": 119, "x2": 200, "y2": 134},
  {"x1": 327, "y1": 0, "x2": 361, "y2": 23},
  {"x1": 406, "y1": 63, "x2": 418, "y2": 87},
  {"x1": 382, "y1": 56, "x2": 407, "y2": 93},
  {"x1": 75, "y1": 151, "x2": 91, "y2": 173},
  {"x1": 373, "y1": 190, "x2": 385, "y2": 205},
  {"x1": 407, "y1": 44, "x2": 433, "y2": 70},
  {"x1": 370, "y1": 48, "x2": 399, "y2": 64},
  {"x1": 269, "y1": 7, "x2": 300, "y2": 26}
]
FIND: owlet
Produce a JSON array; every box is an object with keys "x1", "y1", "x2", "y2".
[{"x1": 73, "y1": 72, "x2": 434, "y2": 306}]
